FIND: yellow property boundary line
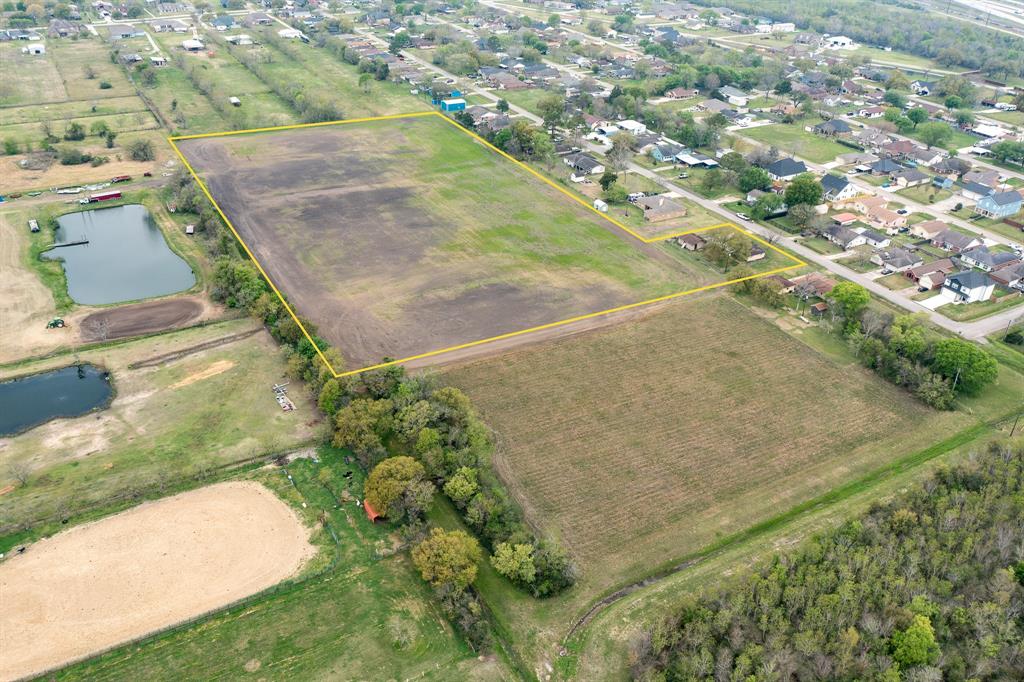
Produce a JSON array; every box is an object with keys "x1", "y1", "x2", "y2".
[{"x1": 169, "y1": 110, "x2": 806, "y2": 378}]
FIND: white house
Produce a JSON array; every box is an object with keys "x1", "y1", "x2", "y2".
[
  {"x1": 825, "y1": 35, "x2": 855, "y2": 49},
  {"x1": 181, "y1": 38, "x2": 204, "y2": 51},
  {"x1": 941, "y1": 271, "x2": 994, "y2": 303},
  {"x1": 617, "y1": 119, "x2": 647, "y2": 135},
  {"x1": 718, "y1": 85, "x2": 749, "y2": 107},
  {"x1": 22, "y1": 43, "x2": 45, "y2": 55}
]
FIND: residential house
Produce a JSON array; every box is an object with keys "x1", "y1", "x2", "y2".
[
  {"x1": 636, "y1": 194, "x2": 687, "y2": 222},
  {"x1": 650, "y1": 141, "x2": 685, "y2": 163},
  {"x1": 911, "y1": 80, "x2": 935, "y2": 96},
  {"x1": 890, "y1": 168, "x2": 930, "y2": 188},
  {"x1": 814, "y1": 119, "x2": 851, "y2": 137},
  {"x1": 904, "y1": 258, "x2": 955, "y2": 289},
  {"x1": 674, "y1": 233, "x2": 706, "y2": 250},
  {"x1": 151, "y1": 18, "x2": 188, "y2": 32},
  {"x1": 911, "y1": 220, "x2": 951, "y2": 240},
  {"x1": 862, "y1": 229, "x2": 891, "y2": 248},
  {"x1": 49, "y1": 19, "x2": 84, "y2": 37},
  {"x1": 821, "y1": 174, "x2": 859, "y2": 202},
  {"x1": 959, "y1": 245, "x2": 1020, "y2": 272},
  {"x1": 991, "y1": 262, "x2": 1024, "y2": 288},
  {"x1": 665, "y1": 87, "x2": 698, "y2": 99},
  {"x1": 242, "y1": 12, "x2": 273, "y2": 26},
  {"x1": 933, "y1": 229, "x2": 983, "y2": 253},
  {"x1": 790, "y1": 272, "x2": 837, "y2": 297},
  {"x1": 976, "y1": 191, "x2": 1023, "y2": 219},
  {"x1": 866, "y1": 206, "x2": 907, "y2": 233},
  {"x1": 832, "y1": 212, "x2": 859, "y2": 226},
  {"x1": 766, "y1": 157, "x2": 807, "y2": 181},
  {"x1": 182, "y1": 38, "x2": 204, "y2": 51},
  {"x1": 825, "y1": 225, "x2": 867, "y2": 249},
  {"x1": 961, "y1": 181, "x2": 996, "y2": 202},
  {"x1": 563, "y1": 152, "x2": 605, "y2": 176},
  {"x1": 717, "y1": 85, "x2": 750, "y2": 107},
  {"x1": 676, "y1": 151, "x2": 719, "y2": 168},
  {"x1": 908, "y1": 147, "x2": 945, "y2": 168},
  {"x1": 871, "y1": 248, "x2": 923, "y2": 272},
  {"x1": 211, "y1": 15, "x2": 235, "y2": 30},
  {"x1": 847, "y1": 196, "x2": 888, "y2": 215},
  {"x1": 858, "y1": 106, "x2": 887, "y2": 119},
  {"x1": 942, "y1": 270, "x2": 995, "y2": 303},
  {"x1": 108, "y1": 24, "x2": 144, "y2": 39},
  {"x1": 963, "y1": 169, "x2": 1000, "y2": 188},
  {"x1": 869, "y1": 158, "x2": 903, "y2": 175},
  {"x1": 699, "y1": 99, "x2": 732, "y2": 114}
]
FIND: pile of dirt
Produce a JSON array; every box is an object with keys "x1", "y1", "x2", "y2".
[{"x1": 19, "y1": 151, "x2": 57, "y2": 172}]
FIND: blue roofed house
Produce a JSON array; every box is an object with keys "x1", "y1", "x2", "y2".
[
  {"x1": 976, "y1": 190, "x2": 1022, "y2": 219},
  {"x1": 650, "y1": 141, "x2": 685, "y2": 163},
  {"x1": 211, "y1": 14, "x2": 235, "y2": 30}
]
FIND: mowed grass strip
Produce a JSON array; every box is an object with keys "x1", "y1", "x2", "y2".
[
  {"x1": 742, "y1": 123, "x2": 851, "y2": 164},
  {"x1": 444, "y1": 295, "x2": 961, "y2": 594},
  {"x1": 0, "y1": 43, "x2": 69, "y2": 106}
]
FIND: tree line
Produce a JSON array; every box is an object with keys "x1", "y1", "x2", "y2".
[
  {"x1": 632, "y1": 441, "x2": 1024, "y2": 680},
  {"x1": 689, "y1": 0, "x2": 1024, "y2": 80}
]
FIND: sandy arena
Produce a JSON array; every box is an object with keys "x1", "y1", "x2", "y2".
[{"x1": 0, "y1": 481, "x2": 315, "y2": 680}]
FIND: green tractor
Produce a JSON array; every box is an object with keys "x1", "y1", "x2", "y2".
[{"x1": 46, "y1": 318, "x2": 66, "y2": 329}]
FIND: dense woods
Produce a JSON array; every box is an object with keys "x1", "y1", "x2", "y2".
[
  {"x1": 632, "y1": 443, "x2": 1024, "y2": 681},
  {"x1": 692, "y1": 0, "x2": 1024, "y2": 80}
]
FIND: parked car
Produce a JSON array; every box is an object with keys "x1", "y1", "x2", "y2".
[{"x1": 736, "y1": 213, "x2": 751, "y2": 221}]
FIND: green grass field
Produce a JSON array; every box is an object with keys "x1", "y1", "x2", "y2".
[{"x1": 741, "y1": 123, "x2": 851, "y2": 163}]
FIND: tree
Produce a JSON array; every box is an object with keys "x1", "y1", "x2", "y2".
[
  {"x1": 931, "y1": 338, "x2": 998, "y2": 394},
  {"x1": 828, "y1": 281, "x2": 870, "y2": 322},
  {"x1": 333, "y1": 398, "x2": 394, "y2": 466},
  {"x1": 944, "y1": 95, "x2": 963, "y2": 110},
  {"x1": 598, "y1": 169, "x2": 618, "y2": 192},
  {"x1": 89, "y1": 120, "x2": 110, "y2": 137},
  {"x1": 885, "y1": 70, "x2": 910, "y2": 91},
  {"x1": 917, "y1": 121, "x2": 952, "y2": 149},
  {"x1": 442, "y1": 467, "x2": 478, "y2": 507},
  {"x1": 607, "y1": 131, "x2": 635, "y2": 170},
  {"x1": 547, "y1": 13, "x2": 560, "y2": 27},
  {"x1": 63, "y1": 122, "x2": 85, "y2": 141},
  {"x1": 496, "y1": 98, "x2": 509, "y2": 113},
  {"x1": 891, "y1": 615, "x2": 940, "y2": 668},
  {"x1": 883, "y1": 90, "x2": 907, "y2": 109},
  {"x1": 907, "y1": 108, "x2": 929, "y2": 128},
  {"x1": 955, "y1": 109, "x2": 976, "y2": 128},
  {"x1": 784, "y1": 173, "x2": 823, "y2": 207},
  {"x1": 718, "y1": 151, "x2": 747, "y2": 173},
  {"x1": 358, "y1": 72, "x2": 373, "y2": 94},
  {"x1": 388, "y1": 31, "x2": 411, "y2": 54},
  {"x1": 491, "y1": 542, "x2": 536, "y2": 585},
  {"x1": 751, "y1": 192, "x2": 783, "y2": 220},
  {"x1": 537, "y1": 93, "x2": 566, "y2": 132},
  {"x1": 738, "y1": 166, "x2": 771, "y2": 193},
  {"x1": 603, "y1": 184, "x2": 627, "y2": 203},
  {"x1": 703, "y1": 230, "x2": 752, "y2": 268},
  {"x1": 364, "y1": 456, "x2": 434, "y2": 522},
  {"x1": 412, "y1": 528, "x2": 482, "y2": 592},
  {"x1": 126, "y1": 139, "x2": 154, "y2": 161}
]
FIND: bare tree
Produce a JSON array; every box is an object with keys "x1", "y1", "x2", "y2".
[{"x1": 8, "y1": 461, "x2": 31, "y2": 486}]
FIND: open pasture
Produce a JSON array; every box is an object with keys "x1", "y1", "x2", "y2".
[
  {"x1": 0, "y1": 480, "x2": 314, "y2": 680},
  {"x1": 176, "y1": 114, "x2": 711, "y2": 373},
  {"x1": 444, "y1": 295, "x2": 962, "y2": 595}
]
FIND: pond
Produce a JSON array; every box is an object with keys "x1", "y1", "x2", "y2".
[
  {"x1": 42, "y1": 204, "x2": 196, "y2": 305},
  {"x1": 0, "y1": 364, "x2": 113, "y2": 437}
]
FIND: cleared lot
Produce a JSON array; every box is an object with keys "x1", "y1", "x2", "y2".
[
  {"x1": 176, "y1": 114, "x2": 704, "y2": 372},
  {"x1": 0, "y1": 480, "x2": 314, "y2": 680}
]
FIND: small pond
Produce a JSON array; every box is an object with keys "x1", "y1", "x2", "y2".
[
  {"x1": 42, "y1": 204, "x2": 196, "y2": 305},
  {"x1": 0, "y1": 364, "x2": 113, "y2": 437}
]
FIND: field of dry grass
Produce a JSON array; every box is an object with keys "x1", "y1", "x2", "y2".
[{"x1": 445, "y1": 295, "x2": 962, "y2": 594}]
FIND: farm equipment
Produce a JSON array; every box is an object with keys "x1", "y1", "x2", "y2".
[{"x1": 46, "y1": 318, "x2": 66, "y2": 329}]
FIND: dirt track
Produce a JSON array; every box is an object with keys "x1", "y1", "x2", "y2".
[
  {"x1": 0, "y1": 481, "x2": 315, "y2": 680},
  {"x1": 78, "y1": 297, "x2": 208, "y2": 342}
]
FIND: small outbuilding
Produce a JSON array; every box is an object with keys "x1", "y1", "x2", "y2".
[{"x1": 363, "y1": 500, "x2": 381, "y2": 522}]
